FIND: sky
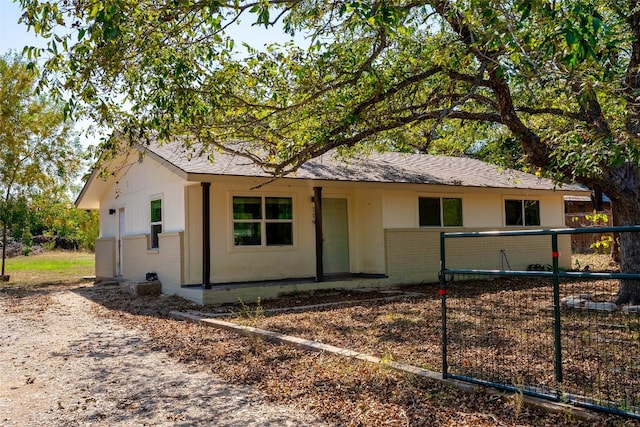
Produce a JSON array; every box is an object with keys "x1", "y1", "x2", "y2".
[
  {"x1": 1, "y1": 0, "x2": 298, "y2": 53},
  {"x1": 1, "y1": 0, "x2": 102, "y2": 146},
  {"x1": 0, "y1": 0, "x2": 300, "y2": 146},
  {"x1": 1, "y1": 0, "x2": 46, "y2": 54}
]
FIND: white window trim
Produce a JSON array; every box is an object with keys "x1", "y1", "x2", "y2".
[
  {"x1": 150, "y1": 195, "x2": 163, "y2": 249},
  {"x1": 504, "y1": 198, "x2": 541, "y2": 227},
  {"x1": 231, "y1": 194, "x2": 295, "y2": 248},
  {"x1": 418, "y1": 196, "x2": 463, "y2": 228}
]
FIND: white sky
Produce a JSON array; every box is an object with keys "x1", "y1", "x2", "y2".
[
  {"x1": 0, "y1": 0, "x2": 301, "y2": 146},
  {"x1": 1, "y1": 1, "x2": 299, "y2": 55},
  {"x1": 0, "y1": 0, "x2": 46, "y2": 54}
]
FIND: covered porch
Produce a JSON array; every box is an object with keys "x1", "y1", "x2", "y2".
[
  {"x1": 179, "y1": 182, "x2": 387, "y2": 304},
  {"x1": 179, "y1": 273, "x2": 391, "y2": 305}
]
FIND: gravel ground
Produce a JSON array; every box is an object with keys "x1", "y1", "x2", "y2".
[
  {"x1": 0, "y1": 284, "x2": 325, "y2": 426},
  {"x1": 2, "y1": 273, "x2": 637, "y2": 426}
]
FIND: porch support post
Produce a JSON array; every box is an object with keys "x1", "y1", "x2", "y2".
[
  {"x1": 201, "y1": 182, "x2": 211, "y2": 289},
  {"x1": 313, "y1": 186, "x2": 324, "y2": 282}
]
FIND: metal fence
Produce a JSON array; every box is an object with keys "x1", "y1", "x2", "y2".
[{"x1": 440, "y1": 226, "x2": 640, "y2": 419}]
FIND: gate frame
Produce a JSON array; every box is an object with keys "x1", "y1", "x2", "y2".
[{"x1": 440, "y1": 225, "x2": 640, "y2": 419}]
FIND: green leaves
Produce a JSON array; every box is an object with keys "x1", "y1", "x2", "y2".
[
  {"x1": 0, "y1": 54, "x2": 87, "y2": 268},
  {"x1": 557, "y1": 6, "x2": 604, "y2": 67},
  {"x1": 12, "y1": 0, "x2": 640, "y2": 187},
  {"x1": 249, "y1": 1, "x2": 271, "y2": 26}
]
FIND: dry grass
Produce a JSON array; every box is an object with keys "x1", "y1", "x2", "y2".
[
  {"x1": 571, "y1": 253, "x2": 619, "y2": 272},
  {"x1": 2, "y1": 252, "x2": 637, "y2": 426},
  {"x1": 0, "y1": 251, "x2": 94, "y2": 314},
  {"x1": 75, "y1": 274, "x2": 637, "y2": 425}
]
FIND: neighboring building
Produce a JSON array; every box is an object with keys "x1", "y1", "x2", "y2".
[
  {"x1": 564, "y1": 194, "x2": 612, "y2": 222},
  {"x1": 564, "y1": 193, "x2": 613, "y2": 253},
  {"x1": 76, "y1": 140, "x2": 589, "y2": 304}
]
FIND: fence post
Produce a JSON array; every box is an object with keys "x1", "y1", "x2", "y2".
[
  {"x1": 440, "y1": 232, "x2": 448, "y2": 378},
  {"x1": 551, "y1": 233, "x2": 563, "y2": 390}
]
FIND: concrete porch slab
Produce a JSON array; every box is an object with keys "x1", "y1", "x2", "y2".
[{"x1": 195, "y1": 275, "x2": 394, "y2": 305}]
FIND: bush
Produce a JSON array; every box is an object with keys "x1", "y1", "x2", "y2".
[
  {"x1": 1, "y1": 235, "x2": 81, "y2": 258},
  {"x1": 32, "y1": 235, "x2": 79, "y2": 251},
  {"x1": 0, "y1": 240, "x2": 24, "y2": 258}
]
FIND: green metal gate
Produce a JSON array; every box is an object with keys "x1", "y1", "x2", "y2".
[{"x1": 440, "y1": 226, "x2": 640, "y2": 419}]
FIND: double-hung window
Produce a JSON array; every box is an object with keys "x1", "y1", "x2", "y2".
[
  {"x1": 233, "y1": 196, "x2": 293, "y2": 246},
  {"x1": 419, "y1": 197, "x2": 463, "y2": 227},
  {"x1": 505, "y1": 199, "x2": 540, "y2": 226},
  {"x1": 150, "y1": 198, "x2": 162, "y2": 249}
]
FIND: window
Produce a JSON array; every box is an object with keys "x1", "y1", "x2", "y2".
[
  {"x1": 233, "y1": 196, "x2": 293, "y2": 246},
  {"x1": 505, "y1": 199, "x2": 540, "y2": 226},
  {"x1": 150, "y1": 198, "x2": 162, "y2": 248},
  {"x1": 419, "y1": 197, "x2": 463, "y2": 227}
]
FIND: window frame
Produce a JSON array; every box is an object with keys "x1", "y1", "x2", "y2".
[
  {"x1": 150, "y1": 197, "x2": 163, "y2": 249},
  {"x1": 418, "y1": 196, "x2": 463, "y2": 227},
  {"x1": 232, "y1": 195, "x2": 294, "y2": 247},
  {"x1": 504, "y1": 198, "x2": 541, "y2": 226}
]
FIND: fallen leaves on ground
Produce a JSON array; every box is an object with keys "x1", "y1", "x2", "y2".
[{"x1": 2, "y1": 267, "x2": 636, "y2": 427}]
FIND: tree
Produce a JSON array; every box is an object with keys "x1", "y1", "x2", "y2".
[
  {"x1": 28, "y1": 190, "x2": 100, "y2": 251},
  {"x1": 17, "y1": 0, "x2": 640, "y2": 303},
  {"x1": 0, "y1": 53, "x2": 82, "y2": 277}
]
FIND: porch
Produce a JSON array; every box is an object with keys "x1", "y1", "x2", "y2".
[{"x1": 177, "y1": 273, "x2": 390, "y2": 305}]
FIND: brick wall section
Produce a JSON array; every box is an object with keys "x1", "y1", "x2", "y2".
[
  {"x1": 122, "y1": 232, "x2": 184, "y2": 294},
  {"x1": 157, "y1": 232, "x2": 184, "y2": 294},
  {"x1": 94, "y1": 237, "x2": 115, "y2": 281},
  {"x1": 384, "y1": 230, "x2": 440, "y2": 282},
  {"x1": 385, "y1": 228, "x2": 572, "y2": 283}
]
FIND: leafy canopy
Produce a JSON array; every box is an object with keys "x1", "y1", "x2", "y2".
[
  {"x1": 0, "y1": 53, "x2": 82, "y2": 199},
  {"x1": 18, "y1": 0, "x2": 640, "y2": 303},
  {"x1": 17, "y1": 1, "x2": 640, "y2": 190},
  {"x1": 0, "y1": 53, "x2": 86, "y2": 270}
]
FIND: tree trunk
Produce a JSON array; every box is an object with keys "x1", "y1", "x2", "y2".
[
  {"x1": 612, "y1": 197, "x2": 640, "y2": 305},
  {"x1": 1, "y1": 222, "x2": 7, "y2": 279},
  {"x1": 610, "y1": 204, "x2": 621, "y2": 264},
  {"x1": 611, "y1": 233, "x2": 621, "y2": 264},
  {"x1": 591, "y1": 190, "x2": 603, "y2": 212}
]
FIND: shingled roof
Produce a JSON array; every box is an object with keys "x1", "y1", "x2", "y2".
[{"x1": 143, "y1": 140, "x2": 584, "y2": 192}]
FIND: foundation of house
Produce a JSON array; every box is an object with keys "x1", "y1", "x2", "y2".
[{"x1": 177, "y1": 274, "x2": 393, "y2": 305}]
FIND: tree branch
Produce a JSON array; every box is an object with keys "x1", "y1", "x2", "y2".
[
  {"x1": 516, "y1": 106, "x2": 583, "y2": 121},
  {"x1": 625, "y1": 6, "x2": 640, "y2": 137},
  {"x1": 431, "y1": 0, "x2": 551, "y2": 167}
]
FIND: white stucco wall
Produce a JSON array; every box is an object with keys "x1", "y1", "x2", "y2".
[
  {"x1": 94, "y1": 153, "x2": 188, "y2": 290},
  {"x1": 179, "y1": 178, "x2": 391, "y2": 284},
  {"x1": 99, "y1": 155, "x2": 187, "y2": 239},
  {"x1": 382, "y1": 185, "x2": 567, "y2": 229},
  {"x1": 89, "y1": 151, "x2": 578, "y2": 293},
  {"x1": 206, "y1": 179, "x2": 317, "y2": 283},
  {"x1": 352, "y1": 188, "x2": 385, "y2": 274},
  {"x1": 185, "y1": 184, "x2": 203, "y2": 284}
]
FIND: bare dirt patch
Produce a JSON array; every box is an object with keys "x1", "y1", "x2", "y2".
[
  {"x1": 76, "y1": 278, "x2": 637, "y2": 425},
  {"x1": 0, "y1": 282, "x2": 326, "y2": 426},
  {"x1": 2, "y1": 267, "x2": 638, "y2": 426}
]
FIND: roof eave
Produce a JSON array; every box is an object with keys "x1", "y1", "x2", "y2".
[
  {"x1": 137, "y1": 143, "x2": 189, "y2": 181},
  {"x1": 75, "y1": 164, "x2": 103, "y2": 210}
]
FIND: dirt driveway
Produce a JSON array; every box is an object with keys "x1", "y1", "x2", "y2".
[{"x1": 0, "y1": 285, "x2": 324, "y2": 426}]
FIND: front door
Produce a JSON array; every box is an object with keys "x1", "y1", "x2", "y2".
[
  {"x1": 322, "y1": 198, "x2": 350, "y2": 274},
  {"x1": 116, "y1": 208, "x2": 125, "y2": 277}
]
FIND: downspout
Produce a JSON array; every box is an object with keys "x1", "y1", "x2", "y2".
[
  {"x1": 201, "y1": 182, "x2": 211, "y2": 289},
  {"x1": 313, "y1": 186, "x2": 324, "y2": 282}
]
